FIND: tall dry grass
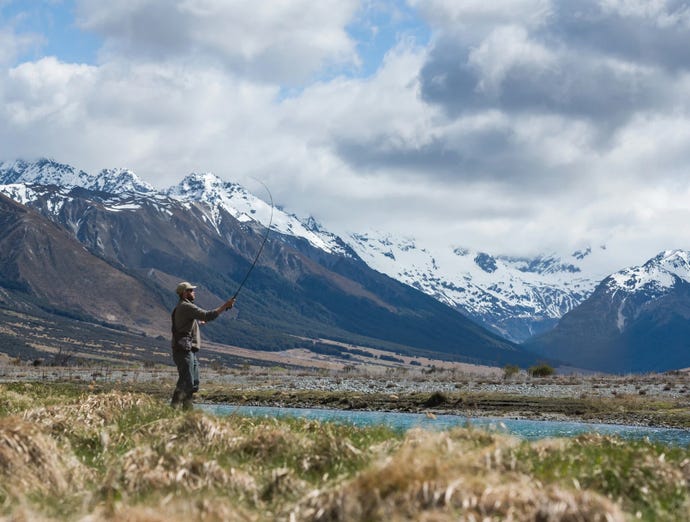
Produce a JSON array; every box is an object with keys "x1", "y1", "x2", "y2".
[
  {"x1": 289, "y1": 428, "x2": 626, "y2": 521},
  {"x1": 0, "y1": 383, "x2": 688, "y2": 521},
  {"x1": 0, "y1": 416, "x2": 87, "y2": 498}
]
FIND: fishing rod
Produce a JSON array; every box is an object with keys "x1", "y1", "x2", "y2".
[{"x1": 232, "y1": 179, "x2": 273, "y2": 300}]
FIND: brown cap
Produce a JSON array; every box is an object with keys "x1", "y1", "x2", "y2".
[{"x1": 176, "y1": 282, "x2": 197, "y2": 296}]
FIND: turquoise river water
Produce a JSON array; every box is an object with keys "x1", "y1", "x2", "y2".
[{"x1": 200, "y1": 404, "x2": 690, "y2": 447}]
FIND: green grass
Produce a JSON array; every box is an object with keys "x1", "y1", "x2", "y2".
[
  {"x1": 516, "y1": 434, "x2": 689, "y2": 521},
  {"x1": 0, "y1": 382, "x2": 688, "y2": 521}
]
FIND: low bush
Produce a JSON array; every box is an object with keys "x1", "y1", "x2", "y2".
[{"x1": 529, "y1": 364, "x2": 555, "y2": 378}]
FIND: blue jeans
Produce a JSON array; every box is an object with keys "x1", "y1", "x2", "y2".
[{"x1": 172, "y1": 348, "x2": 199, "y2": 408}]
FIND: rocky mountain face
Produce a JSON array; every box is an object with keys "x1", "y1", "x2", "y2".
[
  {"x1": 525, "y1": 250, "x2": 690, "y2": 373},
  {"x1": 0, "y1": 159, "x2": 537, "y2": 368}
]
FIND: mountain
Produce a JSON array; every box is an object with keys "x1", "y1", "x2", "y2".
[
  {"x1": 163, "y1": 170, "x2": 608, "y2": 344},
  {"x1": 0, "y1": 192, "x2": 170, "y2": 333},
  {"x1": 0, "y1": 158, "x2": 538, "y2": 368},
  {"x1": 0, "y1": 159, "x2": 607, "y2": 345},
  {"x1": 345, "y1": 232, "x2": 604, "y2": 342},
  {"x1": 524, "y1": 250, "x2": 690, "y2": 373}
]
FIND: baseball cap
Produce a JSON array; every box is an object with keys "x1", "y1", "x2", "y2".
[{"x1": 176, "y1": 282, "x2": 197, "y2": 296}]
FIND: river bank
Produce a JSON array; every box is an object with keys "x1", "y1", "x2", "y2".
[
  {"x1": 3, "y1": 364, "x2": 690, "y2": 428},
  {"x1": 190, "y1": 368, "x2": 690, "y2": 429}
]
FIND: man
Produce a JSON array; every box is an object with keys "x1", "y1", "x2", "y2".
[{"x1": 171, "y1": 282, "x2": 235, "y2": 409}]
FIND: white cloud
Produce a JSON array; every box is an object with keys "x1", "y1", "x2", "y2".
[
  {"x1": 467, "y1": 25, "x2": 555, "y2": 96},
  {"x1": 0, "y1": 23, "x2": 42, "y2": 66},
  {"x1": 75, "y1": 0, "x2": 360, "y2": 83},
  {"x1": 5, "y1": 57, "x2": 96, "y2": 125},
  {"x1": 2, "y1": 0, "x2": 690, "y2": 275},
  {"x1": 411, "y1": 0, "x2": 552, "y2": 35},
  {"x1": 600, "y1": 0, "x2": 690, "y2": 26}
]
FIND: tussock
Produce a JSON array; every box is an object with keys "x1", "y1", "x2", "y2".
[
  {"x1": 119, "y1": 444, "x2": 227, "y2": 491},
  {"x1": 23, "y1": 391, "x2": 155, "y2": 433},
  {"x1": 290, "y1": 427, "x2": 626, "y2": 521},
  {"x1": 0, "y1": 385, "x2": 686, "y2": 521},
  {"x1": 0, "y1": 389, "x2": 37, "y2": 415},
  {"x1": 82, "y1": 497, "x2": 256, "y2": 522},
  {"x1": 234, "y1": 418, "x2": 298, "y2": 461},
  {"x1": 135, "y1": 411, "x2": 243, "y2": 452},
  {"x1": 0, "y1": 416, "x2": 86, "y2": 497}
]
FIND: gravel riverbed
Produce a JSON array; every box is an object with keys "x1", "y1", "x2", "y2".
[{"x1": 205, "y1": 372, "x2": 690, "y2": 400}]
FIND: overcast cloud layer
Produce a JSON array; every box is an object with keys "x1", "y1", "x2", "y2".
[{"x1": 2, "y1": 0, "x2": 690, "y2": 274}]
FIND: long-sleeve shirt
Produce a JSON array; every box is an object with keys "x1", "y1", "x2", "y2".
[{"x1": 171, "y1": 298, "x2": 220, "y2": 350}]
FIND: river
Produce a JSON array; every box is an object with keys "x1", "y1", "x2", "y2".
[{"x1": 200, "y1": 404, "x2": 690, "y2": 447}]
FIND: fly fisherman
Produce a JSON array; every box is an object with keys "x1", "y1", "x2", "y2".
[{"x1": 171, "y1": 282, "x2": 235, "y2": 409}]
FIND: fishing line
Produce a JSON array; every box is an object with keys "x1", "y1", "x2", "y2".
[{"x1": 232, "y1": 179, "x2": 273, "y2": 300}]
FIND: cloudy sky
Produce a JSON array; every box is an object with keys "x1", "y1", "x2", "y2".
[{"x1": 2, "y1": 0, "x2": 690, "y2": 274}]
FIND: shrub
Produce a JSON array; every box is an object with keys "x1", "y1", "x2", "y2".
[
  {"x1": 423, "y1": 391, "x2": 448, "y2": 407},
  {"x1": 503, "y1": 364, "x2": 520, "y2": 380},
  {"x1": 528, "y1": 364, "x2": 555, "y2": 378}
]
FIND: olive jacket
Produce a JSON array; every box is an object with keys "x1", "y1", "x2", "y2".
[{"x1": 171, "y1": 298, "x2": 220, "y2": 351}]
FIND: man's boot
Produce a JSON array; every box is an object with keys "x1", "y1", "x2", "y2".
[{"x1": 170, "y1": 389, "x2": 184, "y2": 408}]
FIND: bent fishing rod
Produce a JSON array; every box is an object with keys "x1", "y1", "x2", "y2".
[{"x1": 231, "y1": 179, "x2": 274, "y2": 300}]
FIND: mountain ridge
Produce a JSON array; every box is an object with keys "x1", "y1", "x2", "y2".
[
  {"x1": 5, "y1": 157, "x2": 690, "y2": 373},
  {"x1": 525, "y1": 249, "x2": 690, "y2": 373},
  {"x1": 0, "y1": 158, "x2": 539, "y2": 369},
  {"x1": 1, "y1": 157, "x2": 608, "y2": 343}
]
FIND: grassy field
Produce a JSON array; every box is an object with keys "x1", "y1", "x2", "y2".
[{"x1": 1, "y1": 380, "x2": 689, "y2": 521}]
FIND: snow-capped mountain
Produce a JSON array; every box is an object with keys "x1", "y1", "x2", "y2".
[
  {"x1": 0, "y1": 158, "x2": 603, "y2": 343},
  {"x1": 0, "y1": 159, "x2": 344, "y2": 253},
  {"x1": 525, "y1": 249, "x2": 690, "y2": 372},
  {"x1": 345, "y1": 231, "x2": 604, "y2": 341},
  {"x1": 91, "y1": 167, "x2": 156, "y2": 195},
  {"x1": 0, "y1": 159, "x2": 156, "y2": 195},
  {"x1": 606, "y1": 250, "x2": 690, "y2": 298},
  {"x1": 1, "y1": 158, "x2": 537, "y2": 368},
  {"x1": 6, "y1": 158, "x2": 690, "y2": 372},
  {"x1": 166, "y1": 172, "x2": 348, "y2": 255},
  {"x1": 0, "y1": 158, "x2": 93, "y2": 187}
]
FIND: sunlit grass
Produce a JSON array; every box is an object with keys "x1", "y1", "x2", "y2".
[
  {"x1": 0, "y1": 382, "x2": 688, "y2": 521},
  {"x1": 515, "y1": 434, "x2": 690, "y2": 521}
]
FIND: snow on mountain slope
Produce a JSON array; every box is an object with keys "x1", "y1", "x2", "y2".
[
  {"x1": 0, "y1": 159, "x2": 155, "y2": 196},
  {"x1": 0, "y1": 160, "x2": 350, "y2": 256},
  {"x1": 345, "y1": 230, "x2": 606, "y2": 341},
  {"x1": 167, "y1": 172, "x2": 348, "y2": 254},
  {"x1": 525, "y1": 249, "x2": 690, "y2": 372},
  {"x1": 0, "y1": 158, "x2": 92, "y2": 187},
  {"x1": 91, "y1": 168, "x2": 156, "y2": 195},
  {"x1": 0, "y1": 183, "x2": 42, "y2": 206},
  {"x1": 605, "y1": 249, "x2": 690, "y2": 300}
]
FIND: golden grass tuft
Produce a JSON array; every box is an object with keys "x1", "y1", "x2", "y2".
[
  {"x1": 114, "y1": 444, "x2": 255, "y2": 494},
  {"x1": 290, "y1": 427, "x2": 626, "y2": 521},
  {"x1": 135, "y1": 411, "x2": 243, "y2": 453},
  {"x1": 0, "y1": 389, "x2": 38, "y2": 415},
  {"x1": 83, "y1": 496, "x2": 257, "y2": 522},
  {"x1": 1, "y1": 385, "x2": 685, "y2": 521},
  {"x1": 22, "y1": 390, "x2": 157, "y2": 441},
  {"x1": 0, "y1": 416, "x2": 86, "y2": 497}
]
